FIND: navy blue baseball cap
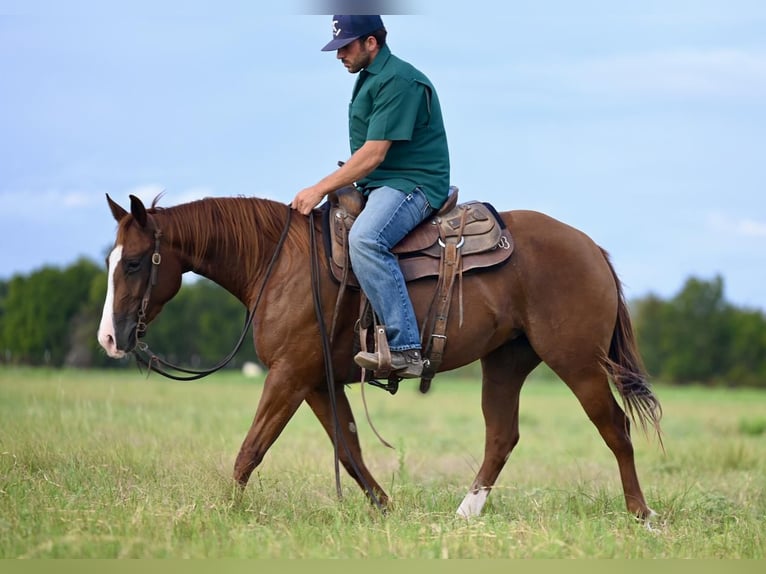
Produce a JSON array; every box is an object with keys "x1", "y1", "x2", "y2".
[{"x1": 321, "y1": 15, "x2": 385, "y2": 51}]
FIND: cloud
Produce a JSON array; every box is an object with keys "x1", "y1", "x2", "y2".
[
  {"x1": 123, "y1": 185, "x2": 216, "y2": 207},
  {"x1": 708, "y1": 212, "x2": 766, "y2": 238},
  {"x1": 0, "y1": 185, "x2": 218, "y2": 220},
  {"x1": 0, "y1": 189, "x2": 100, "y2": 215},
  {"x1": 61, "y1": 191, "x2": 94, "y2": 207}
]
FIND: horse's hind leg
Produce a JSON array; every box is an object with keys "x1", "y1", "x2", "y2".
[
  {"x1": 304, "y1": 385, "x2": 389, "y2": 507},
  {"x1": 554, "y1": 365, "x2": 653, "y2": 520},
  {"x1": 457, "y1": 339, "x2": 540, "y2": 518}
]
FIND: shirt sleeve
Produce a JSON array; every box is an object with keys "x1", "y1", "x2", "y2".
[{"x1": 365, "y1": 75, "x2": 424, "y2": 142}]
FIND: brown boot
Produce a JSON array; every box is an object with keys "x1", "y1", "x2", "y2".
[{"x1": 354, "y1": 349, "x2": 424, "y2": 379}]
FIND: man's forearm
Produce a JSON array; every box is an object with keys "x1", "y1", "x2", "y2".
[
  {"x1": 313, "y1": 139, "x2": 391, "y2": 195},
  {"x1": 291, "y1": 139, "x2": 391, "y2": 214}
]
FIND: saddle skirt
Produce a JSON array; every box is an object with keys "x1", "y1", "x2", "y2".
[{"x1": 324, "y1": 185, "x2": 514, "y2": 287}]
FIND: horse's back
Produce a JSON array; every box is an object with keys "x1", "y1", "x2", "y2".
[
  {"x1": 408, "y1": 208, "x2": 619, "y2": 372},
  {"x1": 501, "y1": 209, "x2": 614, "y2": 282},
  {"x1": 502, "y1": 209, "x2": 601, "y2": 251}
]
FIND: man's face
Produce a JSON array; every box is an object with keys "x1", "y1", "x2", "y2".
[{"x1": 337, "y1": 38, "x2": 372, "y2": 74}]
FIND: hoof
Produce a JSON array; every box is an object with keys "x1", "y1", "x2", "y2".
[
  {"x1": 638, "y1": 508, "x2": 662, "y2": 533},
  {"x1": 456, "y1": 488, "x2": 489, "y2": 519}
]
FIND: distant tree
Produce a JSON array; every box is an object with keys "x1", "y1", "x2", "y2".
[
  {"x1": 725, "y1": 307, "x2": 766, "y2": 387},
  {"x1": 7, "y1": 257, "x2": 760, "y2": 385},
  {"x1": 140, "y1": 277, "x2": 260, "y2": 369},
  {"x1": 1, "y1": 259, "x2": 103, "y2": 365},
  {"x1": 0, "y1": 260, "x2": 262, "y2": 369},
  {"x1": 0, "y1": 279, "x2": 8, "y2": 362},
  {"x1": 663, "y1": 276, "x2": 730, "y2": 383},
  {"x1": 632, "y1": 294, "x2": 671, "y2": 379},
  {"x1": 634, "y1": 275, "x2": 766, "y2": 387},
  {"x1": 65, "y1": 268, "x2": 118, "y2": 368}
]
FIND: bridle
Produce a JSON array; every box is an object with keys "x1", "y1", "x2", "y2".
[
  {"x1": 129, "y1": 208, "x2": 293, "y2": 381},
  {"x1": 135, "y1": 227, "x2": 163, "y2": 341}
]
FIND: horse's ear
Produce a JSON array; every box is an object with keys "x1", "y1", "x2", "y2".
[
  {"x1": 106, "y1": 194, "x2": 128, "y2": 222},
  {"x1": 129, "y1": 194, "x2": 148, "y2": 228}
]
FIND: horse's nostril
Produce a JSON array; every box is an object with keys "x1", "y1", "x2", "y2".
[{"x1": 107, "y1": 334, "x2": 115, "y2": 347}]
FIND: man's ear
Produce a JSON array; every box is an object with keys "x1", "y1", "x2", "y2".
[{"x1": 364, "y1": 35, "x2": 378, "y2": 51}]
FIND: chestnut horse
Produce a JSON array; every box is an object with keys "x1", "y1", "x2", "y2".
[{"x1": 97, "y1": 194, "x2": 662, "y2": 520}]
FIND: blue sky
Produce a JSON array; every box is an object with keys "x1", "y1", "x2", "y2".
[{"x1": 1, "y1": 1, "x2": 765, "y2": 311}]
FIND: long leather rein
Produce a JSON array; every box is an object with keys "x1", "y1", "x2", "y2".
[
  {"x1": 307, "y1": 210, "x2": 386, "y2": 511},
  {"x1": 131, "y1": 208, "x2": 293, "y2": 381}
]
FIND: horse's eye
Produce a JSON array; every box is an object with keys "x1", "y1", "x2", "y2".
[{"x1": 124, "y1": 259, "x2": 142, "y2": 274}]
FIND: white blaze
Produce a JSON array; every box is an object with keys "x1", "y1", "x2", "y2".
[{"x1": 97, "y1": 245, "x2": 126, "y2": 358}]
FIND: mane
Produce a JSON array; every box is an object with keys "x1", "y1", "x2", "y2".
[{"x1": 146, "y1": 195, "x2": 307, "y2": 285}]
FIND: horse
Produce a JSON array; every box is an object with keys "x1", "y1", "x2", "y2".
[{"x1": 97, "y1": 193, "x2": 662, "y2": 521}]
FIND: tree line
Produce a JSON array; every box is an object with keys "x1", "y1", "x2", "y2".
[
  {"x1": 633, "y1": 275, "x2": 766, "y2": 387},
  {"x1": 0, "y1": 260, "x2": 764, "y2": 387},
  {"x1": 0, "y1": 258, "x2": 259, "y2": 370}
]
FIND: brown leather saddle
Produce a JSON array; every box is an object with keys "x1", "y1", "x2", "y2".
[
  {"x1": 324, "y1": 185, "x2": 514, "y2": 286},
  {"x1": 322, "y1": 185, "x2": 514, "y2": 392}
]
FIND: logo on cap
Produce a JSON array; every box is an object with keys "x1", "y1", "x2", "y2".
[{"x1": 332, "y1": 20, "x2": 341, "y2": 37}]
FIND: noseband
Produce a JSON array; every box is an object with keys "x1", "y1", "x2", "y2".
[{"x1": 130, "y1": 208, "x2": 292, "y2": 381}]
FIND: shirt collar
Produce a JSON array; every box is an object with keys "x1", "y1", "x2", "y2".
[{"x1": 364, "y1": 44, "x2": 391, "y2": 75}]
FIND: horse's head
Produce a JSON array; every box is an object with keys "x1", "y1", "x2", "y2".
[{"x1": 97, "y1": 194, "x2": 183, "y2": 358}]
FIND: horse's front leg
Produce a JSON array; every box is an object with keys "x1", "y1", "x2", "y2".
[
  {"x1": 233, "y1": 366, "x2": 311, "y2": 486},
  {"x1": 304, "y1": 385, "x2": 389, "y2": 507}
]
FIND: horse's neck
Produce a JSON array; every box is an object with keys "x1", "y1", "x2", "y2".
[
  {"x1": 190, "y1": 248, "x2": 252, "y2": 305},
  {"x1": 162, "y1": 217, "x2": 263, "y2": 306}
]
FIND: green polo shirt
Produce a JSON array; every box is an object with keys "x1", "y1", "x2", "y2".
[{"x1": 349, "y1": 44, "x2": 450, "y2": 209}]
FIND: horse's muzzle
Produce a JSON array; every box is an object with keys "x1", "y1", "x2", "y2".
[{"x1": 113, "y1": 314, "x2": 139, "y2": 354}]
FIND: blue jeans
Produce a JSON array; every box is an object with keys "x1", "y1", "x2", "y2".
[{"x1": 349, "y1": 186, "x2": 434, "y2": 351}]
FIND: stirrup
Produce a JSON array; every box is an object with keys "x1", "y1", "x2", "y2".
[{"x1": 367, "y1": 376, "x2": 400, "y2": 395}]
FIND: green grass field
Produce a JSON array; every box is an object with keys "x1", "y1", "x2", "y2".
[{"x1": 0, "y1": 366, "x2": 764, "y2": 558}]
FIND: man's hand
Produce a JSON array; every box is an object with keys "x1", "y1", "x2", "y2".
[
  {"x1": 292, "y1": 140, "x2": 391, "y2": 215},
  {"x1": 290, "y1": 186, "x2": 326, "y2": 215}
]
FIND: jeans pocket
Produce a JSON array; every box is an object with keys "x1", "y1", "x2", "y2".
[{"x1": 413, "y1": 187, "x2": 434, "y2": 219}]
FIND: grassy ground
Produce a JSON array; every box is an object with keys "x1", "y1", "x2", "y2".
[{"x1": 0, "y1": 366, "x2": 764, "y2": 558}]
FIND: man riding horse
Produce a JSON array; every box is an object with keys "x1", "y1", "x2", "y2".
[
  {"x1": 97, "y1": 14, "x2": 662, "y2": 522},
  {"x1": 291, "y1": 15, "x2": 450, "y2": 379}
]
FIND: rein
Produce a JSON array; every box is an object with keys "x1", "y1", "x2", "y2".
[
  {"x1": 132, "y1": 208, "x2": 293, "y2": 381},
  {"x1": 308, "y1": 210, "x2": 386, "y2": 512}
]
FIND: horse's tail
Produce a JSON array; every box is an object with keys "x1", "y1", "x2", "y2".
[{"x1": 600, "y1": 248, "x2": 664, "y2": 445}]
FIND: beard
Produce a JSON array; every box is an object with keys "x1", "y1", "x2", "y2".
[{"x1": 343, "y1": 47, "x2": 372, "y2": 74}]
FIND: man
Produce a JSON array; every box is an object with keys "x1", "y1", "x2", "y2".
[{"x1": 291, "y1": 15, "x2": 450, "y2": 379}]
